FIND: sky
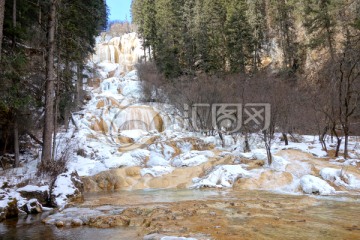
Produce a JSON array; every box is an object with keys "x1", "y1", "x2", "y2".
[{"x1": 106, "y1": 0, "x2": 132, "y2": 22}]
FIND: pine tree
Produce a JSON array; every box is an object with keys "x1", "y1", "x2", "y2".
[
  {"x1": 303, "y1": 0, "x2": 337, "y2": 59},
  {"x1": 270, "y1": 0, "x2": 298, "y2": 69},
  {"x1": 247, "y1": 0, "x2": 267, "y2": 71},
  {"x1": 225, "y1": 0, "x2": 253, "y2": 72}
]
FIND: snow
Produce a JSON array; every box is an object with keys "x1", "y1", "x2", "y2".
[
  {"x1": 141, "y1": 166, "x2": 175, "y2": 177},
  {"x1": 192, "y1": 165, "x2": 251, "y2": 188},
  {"x1": 300, "y1": 175, "x2": 335, "y2": 195},
  {"x1": 100, "y1": 77, "x2": 121, "y2": 94},
  {"x1": 270, "y1": 156, "x2": 289, "y2": 171},
  {"x1": 52, "y1": 172, "x2": 78, "y2": 208},
  {"x1": 171, "y1": 151, "x2": 214, "y2": 167},
  {"x1": 120, "y1": 129, "x2": 148, "y2": 140},
  {"x1": 103, "y1": 149, "x2": 150, "y2": 168},
  {"x1": 147, "y1": 152, "x2": 169, "y2": 167},
  {"x1": 163, "y1": 144, "x2": 176, "y2": 160},
  {"x1": 320, "y1": 168, "x2": 360, "y2": 190},
  {"x1": 98, "y1": 62, "x2": 118, "y2": 73},
  {"x1": 120, "y1": 81, "x2": 142, "y2": 98},
  {"x1": 17, "y1": 185, "x2": 49, "y2": 193}
]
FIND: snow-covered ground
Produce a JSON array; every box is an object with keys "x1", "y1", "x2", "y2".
[{"x1": 1, "y1": 33, "x2": 360, "y2": 220}]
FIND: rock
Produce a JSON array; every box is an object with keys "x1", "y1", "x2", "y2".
[
  {"x1": 300, "y1": 175, "x2": 335, "y2": 195},
  {"x1": 20, "y1": 199, "x2": 43, "y2": 214},
  {"x1": 0, "y1": 154, "x2": 15, "y2": 170},
  {"x1": 17, "y1": 185, "x2": 49, "y2": 205},
  {"x1": 0, "y1": 199, "x2": 19, "y2": 221},
  {"x1": 71, "y1": 218, "x2": 84, "y2": 226},
  {"x1": 50, "y1": 171, "x2": 84, "y2": 208},
  {"x1": 89, "y1": 215, "x2": 130, "y2": 228},
  {"x1": 55, "y1": 221, "x2": 64, "y2": 227}
]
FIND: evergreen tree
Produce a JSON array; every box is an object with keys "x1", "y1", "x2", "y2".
[
  {"x1": 303, "y1": 0, "x2": 337, "y2": 59},
  {"x1": 225, "y1": 0, "x2": 253, "y2": 72},
  {"x1": 270, "y1": 0, "x2": 298, "y2": 69},
  {"x1": 247, "y1": 0, "x2": 267, "y2": 71}
]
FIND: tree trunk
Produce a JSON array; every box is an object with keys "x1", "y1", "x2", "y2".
[
  {"x1": 218, "y1": 131, "x2": 225, "y2": 148},
  {"x1": 13, "y1": 117, "x2": 19, "y2": 167},
  {"x1": 76, "y1": 63, "x2": 83, "y2": 109},
  {"x1": 12, "y1": 0, "x2": 16, "y2": 47},
  {"x1": 335, "y1": 137, "x2": 342, "y2": 158},
  {"x1": 319, "y1": 126, "x2": 328, "y2": 151},
  {"x1": 344, "y1": 126, "x2": 349, "y2": 159},
  {"x1": 41, "y1": 0, "x2": 56, "y2": 164},
  {"x1": 0, "y1": 0, "x2": 5, "y2": 60},
  {"x1": 282, "y1": 132, "x2": 288, "y2": 145},
  {"x1": 263, "y1": 130, "x2": 272, "y2": 165},
  {"x1": 244, "y1": 131, "x2": 250, "y2": 152}
]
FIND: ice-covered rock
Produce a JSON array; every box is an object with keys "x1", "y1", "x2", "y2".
[
  {"x1": 300, "y1": 175, "x2": 335, "y2": 195},
  {"x1": 20, "y1": 198, "x2": 43, "y2": 214},
  {"x1": 171, "y1": 151, "x2": 214, "y2": 167},
  {"x1": 320, "y1": 168, "x2": 360, "y2": 190},
  {"x1": 147, "y1": 152, "x2": 169, "y2": 167},
  {"x1": 104, "y1": 149, "x2": 150, "y2": 168},
  {"x1": 141, "y1": 166, "x2": 175, "y2": 177},
  {"x1": 270, "y1": 156, "x2": 289, "y2": 172},
  {"x1": 192, "y1": 165, "x2": 251, "y2": 188}
]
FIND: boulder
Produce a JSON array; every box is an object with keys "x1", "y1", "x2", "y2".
[
  {"x1": 0, "y1": 199, "x2": 19, "y2": 221},
  {"x1": 50, "y1": 171, "x2": 84, "y2": 208},
  {"x1": 20, "y1": 199, "x2": 43, "y2": 214},
  {"x1": 17, "y1": 185, "x2": 49, "y2": 205}
]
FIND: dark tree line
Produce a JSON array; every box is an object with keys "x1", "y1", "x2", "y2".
[{"x1": 0, "y1": 0, "x2": 107, "y2": 169}]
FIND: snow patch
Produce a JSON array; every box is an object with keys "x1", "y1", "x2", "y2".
[
  {"x1": 320, "y1": 168, "x2": 360, "y2": 190},
  {"x1": 141, "y1": 166, "x2": 175, "y2": 177},
  {"x1": 192, "y1": 165, "x2": 251, "y2": 188},
  {"x1": 300, "y1": 175, "x2": 335, "y2": 195}
]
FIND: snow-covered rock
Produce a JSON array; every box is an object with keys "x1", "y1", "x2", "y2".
[
  {"x1": 270, "y1": 156, "x2": 289, "y2": 171},
  {"x1": 141, "y1": 166, "x2": 175, "y2": 177},
  {"x1": 171, "y1": 151, "x2": 214, "y2": 167},
  {"x1": 147, "y1": 152, "x2": 169, "y2": 167},
  {"x1": 20, "y1": 198, "x2": 43, "y2": 214},
  {"x1": 192, "y1": 165, "x2": 251, "y2": 188},
  {"x1": 51, "y1": 171, "x2": 84, "y2": 208},
  {"x1": 320, "y1": 168, "x2": 360, "y2": 190},
  {"x1": 300, "y1": 175, "x2": 335, "y2": 195},
  {"x1": 103, "y1": 149, "x2": 150, "y2": 168},
  {"x1": 16, "y1": 185, "x2": 49, "y2": 205}
]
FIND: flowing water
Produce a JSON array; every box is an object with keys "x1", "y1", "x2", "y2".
[{"x1": 1, "y1": 189, "x2": 359, "y2": 239}]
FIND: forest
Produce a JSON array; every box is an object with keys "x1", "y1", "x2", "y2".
[
  {"x1": 0, "y1": 0, "x2": 107, "y2": 171},
  {"x1": 132, "y1": 0, "x2": 360, "y2": 159}
]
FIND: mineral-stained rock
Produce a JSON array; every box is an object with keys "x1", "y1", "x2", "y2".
[
  {"x1": 88, "y1": 215, "x2": 130, "y2": 228},
  {"x1": 20, "y1": 199, "x2": 43, "y2": 214},
  {"x1": 0, "y1": 199, "x2": 19, "y2": 221},
  {"x1": 71, "y1": 218, "x2": 84, "y2": 226}
]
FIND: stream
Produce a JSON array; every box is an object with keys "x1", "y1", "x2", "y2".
[{"x1": 1, "y1": 189, "x2": 360, "y2": 239}]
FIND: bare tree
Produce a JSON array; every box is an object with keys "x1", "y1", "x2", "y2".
[{"x1": 337, "y1": 32, "x2": 360, "y2": 158}]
